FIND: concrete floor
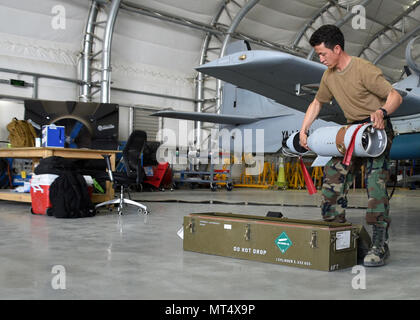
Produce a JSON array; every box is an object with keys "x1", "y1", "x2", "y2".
[{"x1": 0, "y1": 187, "x2": 419, "y2": 300}]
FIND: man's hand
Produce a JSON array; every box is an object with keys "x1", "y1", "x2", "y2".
[
  {"x1": 299, "y1": 130, "x2": 309, "y2": 150},
  {"x1": 370, "y1": 89, "x2": 402, "y2": 129},
  {"x1": 370, "y1": 109, "x2": 385, "y2": 129}
]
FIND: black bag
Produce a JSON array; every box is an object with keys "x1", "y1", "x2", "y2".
[
  {"x1": 0, "y1": 158, "x2": 10, "y2": 188},
  {"x1": 47, "y1": 171, "x2": 96, "y2": 219},
  {"x1": 35, "y1": 156, "x2": 75, "y2": 175}
]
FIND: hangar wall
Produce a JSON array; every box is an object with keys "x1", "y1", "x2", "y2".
[{"x1": 0, "y1": 0, "x2": 198, "y2": 145}]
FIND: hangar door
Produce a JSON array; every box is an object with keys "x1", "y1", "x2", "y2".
[{"x1": 133, "y1": 107, "x2": 160, "y2": 142}]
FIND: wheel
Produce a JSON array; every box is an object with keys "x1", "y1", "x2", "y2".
[{"x1": 138, "y1": 208, "x2": 150, "y2": 215}]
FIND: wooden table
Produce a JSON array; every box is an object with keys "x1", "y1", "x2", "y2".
[{"x1": 0, "y1": 147, "x2": 120, "y2": 204}]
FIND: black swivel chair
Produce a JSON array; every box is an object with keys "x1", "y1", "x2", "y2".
[{"x1": 95, "y1": 130, "x2": 149, "y2": 215}]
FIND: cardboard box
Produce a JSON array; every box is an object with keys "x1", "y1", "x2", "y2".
[
  {"x1": 42, "y1": 124, "x2": 65, "y2": 147},
  {"x1": 183, "y1": 212, "x2": 367, "y2": 272}
]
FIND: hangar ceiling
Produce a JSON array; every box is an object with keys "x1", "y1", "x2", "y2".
[
  {"x1": 116, "y1": 0, "x2": 420, "y2": 82},
  {"x1": 0, "y1": 0, "x2": 419, "y2": 103}
]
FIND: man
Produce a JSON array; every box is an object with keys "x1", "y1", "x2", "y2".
[{"x1": 299, "y1": 25, "x2": 402, "y2": 267}]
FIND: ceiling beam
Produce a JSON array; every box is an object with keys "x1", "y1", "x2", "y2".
[{"x1": 357, "y1": 0, "x2": 420, "y2": 58}]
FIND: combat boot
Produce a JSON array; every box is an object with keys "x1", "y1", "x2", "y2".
[{"x1": 363, "y1": 225, "x2": 390, "y2": 267}]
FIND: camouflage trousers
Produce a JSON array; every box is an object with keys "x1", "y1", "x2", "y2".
[{"x1": 321, "y1": 120, "x2": 393, "y2": 228}]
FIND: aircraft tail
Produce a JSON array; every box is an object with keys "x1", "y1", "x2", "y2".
[
  {"x1": 151, "y1": 40, "x2": 291, "y2": 125},
  {"x1": 221, "y1": 82, "x2": 290, "y2": 119},
  {"x1": 406, "y1": 36, "x2": 420, "y2": 76}
]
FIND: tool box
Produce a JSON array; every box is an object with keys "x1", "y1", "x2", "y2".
[{"x1": 183, "y1": 212, "x2": 370, "y2": 272}]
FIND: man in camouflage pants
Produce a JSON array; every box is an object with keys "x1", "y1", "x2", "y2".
[
  {"x1": 299, "y1": 25, "x2": 402, "y2": 267},
  {"x1": 321, "y1": 121, "x2": 394, "y2": 266}
]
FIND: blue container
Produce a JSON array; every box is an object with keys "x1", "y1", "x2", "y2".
[{"x1": 42, "y1": 125, "x2": 65, "y2": 148}]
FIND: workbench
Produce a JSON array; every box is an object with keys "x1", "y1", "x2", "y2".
[{"x1": 0, "y1": 147, "x2": 120, "y2": 204}]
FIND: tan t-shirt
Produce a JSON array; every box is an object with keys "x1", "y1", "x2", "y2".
[{"x1": 315, "y1": 56, "x2": 393, "y2": 122}]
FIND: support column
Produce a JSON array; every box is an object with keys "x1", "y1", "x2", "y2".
[
  {"x1": 101, "y1": 0, "x2": 121, "y2": 103},
  {"x1": 80, "y1": 0, "x2": 100, "y2": 102},
  {"x1": 195, "y1": 2, "x2": 227, "y2": 150}
]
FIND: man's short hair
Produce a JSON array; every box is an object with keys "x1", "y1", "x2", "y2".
[{"x1": 309, "y1": 25, "x2": 345, "y2": 50}]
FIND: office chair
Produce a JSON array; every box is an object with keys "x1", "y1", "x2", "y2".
[{"x1": 95, "y1": 130, "x2": 149, "y2": 215}]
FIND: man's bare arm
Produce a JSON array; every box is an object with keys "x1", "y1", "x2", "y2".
[
  {"x1": 299, "y1": 98, "x2": 323, "y2": 150},
  {"x1": 370, "y1": 88, "x2": 403, "y2": 129}
]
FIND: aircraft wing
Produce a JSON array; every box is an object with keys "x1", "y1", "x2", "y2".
[
  {"x1": 151, "y1": 110, "x2": 286, "y2": 125},
  {"x1": 196, "y1": 50, "x2": 420, "y2": 123},
  {"x1": 196, "y1": 50, "x2": 346, "y2": 124}
]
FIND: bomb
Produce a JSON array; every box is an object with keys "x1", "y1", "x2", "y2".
[{"x1": 286, "y1": 123, "x2": 387, "y2": 157}]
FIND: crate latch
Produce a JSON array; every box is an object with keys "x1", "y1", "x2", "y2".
[
  {"x1": 187, "y1": 218, "x2": 195, "y2": 233},
  {"x1": 310, "y1": 230, "x2": 318, "y2": 248},
  {"x1": 244, "y1": 224, "x2": 251, "y2": 241}
]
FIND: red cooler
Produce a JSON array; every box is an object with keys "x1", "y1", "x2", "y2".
[
  {"x1": 31, "y1": 174, "x2": 94, "y2": 215},
  {"x1": 30, "y1": 174, "x2": 59, "y2": 215}
]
